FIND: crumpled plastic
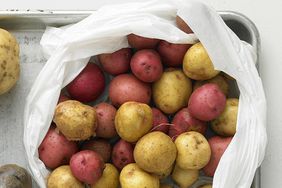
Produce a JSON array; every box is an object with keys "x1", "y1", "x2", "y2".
[{"x1": 23, "y1": 0, "x2": 267, "y2": 187}]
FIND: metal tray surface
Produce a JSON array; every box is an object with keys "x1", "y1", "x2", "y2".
[{"x1": 0, "y1": 10, "x2": 260, "y2": 188}]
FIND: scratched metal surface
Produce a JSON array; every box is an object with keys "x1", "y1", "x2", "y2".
[{"x1": 0, "y1": 11, "x2": 260, "y2": 188}]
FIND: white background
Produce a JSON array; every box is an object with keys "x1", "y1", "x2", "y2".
[{"x1": 1, "y1": 0, "x2": 281, "y2": 187}]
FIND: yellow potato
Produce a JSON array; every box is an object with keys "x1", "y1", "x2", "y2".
[
  {"x1": 53, "y1": 100, "x2": 97, "y2": 141},
  {"x1": 115, "y1": 101, "x2": 152, "y2": 142},
  {"x1": 47, "y1": 165, "x2": 84, "y2": 188},
  {"x1": 193, "y1": 74, "x2": 229, "y2": 95},
  {"x1": 0, "y1": 28, "x2": 20, "y2": 95},
  {"x1": 91, "y1": 163, "x2": 119, "y2": 188},
  {"x1": 134, "y1": 131, "x2": 177, "y2": 174},
  {"x1": 183, "y1": 42, "x2": 219, "y2": 80},
  {"x1": 211, "y1": 98, "x2": 239, "y2": 136},
  {"x1": 199, "y1": 184, "x2": 212, "y2": 188},
  {"x1": 154, "y1": 163, "x2": 174, "y2": 179},
  {"x1": 153, "y1": 68, "x2": 192, "y2": 114},
  {"x1": 172, "y1": 164, "x2": 199, "y2": 188},
  {"x1": 120, "y1": 163, "x2": 159, "y2": 188},
  {"x1": 175, "y1": 131, "x2": 211, "y2": 170}
]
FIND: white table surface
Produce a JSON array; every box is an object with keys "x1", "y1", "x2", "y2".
[{"x1": 1, "y1": 0, "x2": 281, "y2": 187}]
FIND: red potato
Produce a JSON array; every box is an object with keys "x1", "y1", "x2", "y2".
[
  {"x1": 81, "y1": 139, "x2": 112, "y2": 162},
  {"x1": 127, "y1": 34, "x2": 160, "y2": 49},
  {"x1": 203, "y1": 136, "x2": 232, "y2": 177},
  {"x1": 188, "y1": 83, "x2": 226, "y2": 121},
  {"x1": 94, "y1": 102, "x2": 117, "y2": 138},
  {"x1": 130, "y1": 49, "x2": 163, "y2": 82},
  {"x1": 67, "y1": 63, "x2": 105, "y2": 103},
  {"x1": 70, "y1": 150, "x2": 105, "y2": 184},
  {"x1": 109, "y1": 74, "x2": 151, "y2": 107},
  {"x1": 151, "y1": 108, "x2": 169, "y2": 133},
  {"x1": 98, "y1": 48, "x2": 132, "y2": 75},
  {"x1": 176, "y1": 16, "x2": 193, "y2": 34},
  {"x1": 157, "y1": 41, "x2": 191, "y2": 67},
  {"x1": 38, "y1": 127, "x2": 78, "y2": 169},
  {"x1": 57, "y1": 93, "x2": 70, "y2": 104},
  {"x1": 169, "y1": 108, "x2": 207, "y2": 140},
  {"x1": 112, "y1": 139, "x2": 134, "y2": 171}
]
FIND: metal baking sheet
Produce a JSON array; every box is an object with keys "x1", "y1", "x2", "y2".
[{"x1": 0, "y1": 10, "x2": 260, "y2": 188}]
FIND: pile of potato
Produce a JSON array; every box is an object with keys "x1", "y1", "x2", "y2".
[{"x1": 39, "y1": 17, "x2": 239, "y2": 188}]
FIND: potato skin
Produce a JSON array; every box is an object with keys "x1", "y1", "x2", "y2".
[
  {"x1": 175, "y1": 131, "x2": 211, "y2": 170},
  {"x1": 47, "y1": 165, "x2": 84, "y2": 188},
  {"x1": 154, "y1": 164, "x2": 174, "y2": 179},
  {"x1": 0, "y1": 164, "x2": 32, "y2": 188},
  {"x1": 151, "y1": 107, "x2": 169, "y2": 133},
  {"x1": 171, "y1": 164, "x2": 199, "y2": 188},
  {"x1": 127, "y1": 34, "x2": 160, "y2": 50},
  {"x1": 115, "y1": 102, "x2": 153, "y2": 142},
  {"x1": 53, "y1": 100, "x2": 97, "y2": 141},
  {"x1": 67, "y1": 63, "x2": 105, "y2": 102},
  {"x1": 81, "y1": 139, "x2": 112, "y2": 162},
  {"x1": 70, "y1": 150, "x2": 105, "y2": 184},
  {"x1": 157, "y1": 41, "x2": 191, "y2": 67},
  {"x1": 94, "y1": 102, "x2": 117, "y2": 138},
  {"x1": 211, "y1": 98, "x2": 239, "y2": 136},
  {"x1": 38, "y1": 127, "x2": 78, "y2": 169},
  {"x1": 203, "y1": 136, "x2": 232, "y2": 177},
  {"x1": 120, "y1": 163, "x2": 159, "y2": 188},
  {"x1": 153, "y1": 68, "x2": 192, "y2": 114},
  {"x1": 176, "y1": 16, "x2": 194, "y2": 34},
  {"x1": 188, "y1": 83, "x2": 226, "y2": 121},
  {"x1": 111, "y1": 139, "x2": 135, "y2": 171},
  {"x1": 130, "y1": 49, "x2": 163, "y2": 82},
  {"x1": 98, "y1": 48, "x2": 132, "y2": 75},
  {"x1": 109, "y1": 74, "x2": 151, "y2": 107},
  {"x1": 0, "y1": 28, "x2": 20, "y2": 95},
  {"x1": 193, "y1": 74, "x2": 229, "y2": 96},
  {"x1": 169, "y1": 108, "x2": 207, "y2": 140},
  {"x1": 91, "y1": 163, "x2": 119, "y2": 188},
  {"x1": 183, "y1": 42, "x2": 219, "y2": 80},
  {"x1": 134, "y1": 131, "x2": 177, "y2": 174}
]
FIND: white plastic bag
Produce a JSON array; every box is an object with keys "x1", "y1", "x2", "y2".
[{"x1": 23, "y1": 0, "x2": 267, "y2": 187}]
